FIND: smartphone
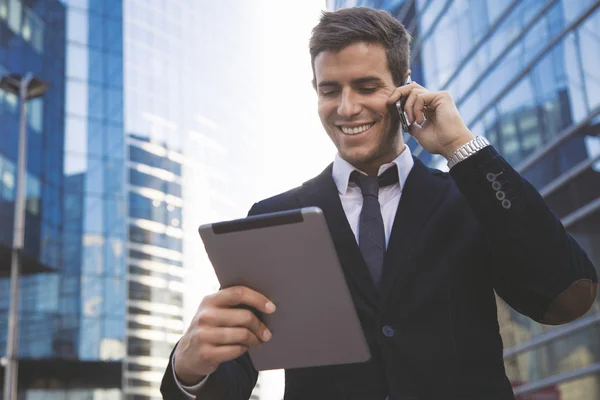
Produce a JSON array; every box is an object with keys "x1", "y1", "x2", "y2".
[{"x1": 395, "y1": 75, "x2": 412, "y2": 132}]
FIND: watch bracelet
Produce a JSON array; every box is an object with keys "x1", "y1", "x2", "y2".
[{"x1": 447, "y1": 136, "x2": 491, "y2": 169}]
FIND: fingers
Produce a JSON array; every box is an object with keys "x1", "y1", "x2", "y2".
[
  {"x1": 175, "y1": 286, "x2": 276, "y2": 379},
  {"x1": 200, "y1": 326, "x2": 263, "y2": 348},
  {"x1": 386, "y1": 81, "x2": 425, "y2": 106},
  {"x1": 204, "y1": 286, "x2": 276, "y2": 315},
  {"x1": 197, "y1": 307, "x2": 272, "y2": 342},
  {"x1": 389, "y1": 83, "x2": 450, "y2": 126},
  {"x1": 403, "y1": 88, "x2": 429, "y2": 125}
]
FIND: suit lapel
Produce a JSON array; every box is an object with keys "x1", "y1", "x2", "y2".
[
  {"x1": 297, "y1": 165, "x2": 380, "y2": 309},
  {"x1": 380, "y1": 157, "x2": 451, "y2": 302}
]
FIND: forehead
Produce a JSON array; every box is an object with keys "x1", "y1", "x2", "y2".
[{"x1": 314, "y1": 42, "x2": 392, "y2": 84}]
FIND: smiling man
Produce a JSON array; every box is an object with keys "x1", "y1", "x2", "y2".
[{"x1": 162, "y1": 7, "x2": 598, "y2": 400}]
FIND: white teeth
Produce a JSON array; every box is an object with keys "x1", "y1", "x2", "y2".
[{"x1": 341, "y1": 123, "x2": 374, "y2": 135}]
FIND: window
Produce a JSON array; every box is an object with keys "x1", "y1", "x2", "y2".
[
  {"x1": 7, "y1": 0, "x2": 22, "y2": 33},
  {"x1": 26, "y1": 172, "x2": 40, "y2": 215},
  {"x1": 3, "y1": 90, "x2": 18, "y2": 115},
  {"x1": 0, "y1": 0, "x2": 7, "y2": 20},
  {"x1": 21, "y1": 8, "x2": 44, "y2": 53},
  {"x1": 0, "y1": 154, "x2": 16, "y2": 201},
  {"x1": 67, "y1": 8, "x2": 88, "y2": 45},
  {"x1": 27, "y1": 97, "x2": 43, "y2": 133},
  {"x1": 129, "y1": 168, "x2": 182, "y2": 197},
  {"x1": 67, "y1": 44, "x2": 90, "y2": 80}
]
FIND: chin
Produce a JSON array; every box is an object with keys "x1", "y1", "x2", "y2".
[{"x1": 340, "y1": 149, "x2": 377, "y2": 168}]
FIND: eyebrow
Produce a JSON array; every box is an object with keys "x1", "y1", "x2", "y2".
[{"x1": 317, "y1": 76, "x2": 384, "y2": 88}]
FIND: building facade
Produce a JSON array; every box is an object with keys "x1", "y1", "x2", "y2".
[
  {"x1": 122, "y1": 1, "x2": 284, "y2": 398},
  {"x1": 1, "y1": 0, "x2": 126, "y2": 398},
  {"x1": 329, "y1": 0, "x2": 600, "y2": 398},
  {"x1": 0, "y1": 0, "x2": 71, "y2": 393}
]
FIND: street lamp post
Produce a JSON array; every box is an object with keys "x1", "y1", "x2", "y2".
[{"x1": 0, "y1": 73, "x2": 49, "y2": 400}]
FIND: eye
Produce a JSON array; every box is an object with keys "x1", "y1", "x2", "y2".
[
  {"x1": 359, "y1": 87, "x2": 377, "y2": 94},
  {"x1": 319, "y1": 88, "x2": 338, "y2": 97}
]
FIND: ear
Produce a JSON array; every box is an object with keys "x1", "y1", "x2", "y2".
[{"x1": 404, "y1": 69, "x2": 412, "y2": 81}]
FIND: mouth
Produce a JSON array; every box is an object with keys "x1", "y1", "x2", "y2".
[{"x1": 337, "y1": 122, "x2": 376, "y2": 136}]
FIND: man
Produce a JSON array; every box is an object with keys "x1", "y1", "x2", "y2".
[{"x1": 162, "y1": 7, "x2": 598, "y2": 400}]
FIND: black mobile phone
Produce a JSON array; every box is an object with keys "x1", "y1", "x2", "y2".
[{"x1": 395, "y1": 75, "x2": 412, "y2": 132}]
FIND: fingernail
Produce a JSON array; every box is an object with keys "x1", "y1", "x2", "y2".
[
  {"x1": 263, "y1": 330, "x2": 272, "y2": 341},
  {"x1": 265, "y1": 302, "x2": 276, "y2": 313}
]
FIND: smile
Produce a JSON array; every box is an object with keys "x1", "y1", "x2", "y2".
[{"x1": 339, "y1": 122, "x2": 375, "y2": 135}]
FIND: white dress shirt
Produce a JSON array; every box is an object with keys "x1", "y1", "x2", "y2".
[
  {"x1": 332, "y1": 146, "x2": 414, "y2": 246},
  {"x1": 174, "y1": 147, "x2": 415, "y2": 397}
]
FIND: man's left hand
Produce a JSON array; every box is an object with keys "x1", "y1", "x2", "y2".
[{"x1": 387, "y1": 82, "x2": 475, "y2": 159}]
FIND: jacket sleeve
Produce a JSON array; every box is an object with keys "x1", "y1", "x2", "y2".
[
  {"x1": 161, "y1": 344, "x2": 258, "y2": 400},
  {"x1": 449, "y1": 146, "x2": 598, "y2": 325}
]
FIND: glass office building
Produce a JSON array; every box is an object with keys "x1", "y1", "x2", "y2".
[
  {"x1": 329, "y1": 0, "x2": 600, "y2": 398},
  {"x1": 122, "y1": 2, "x2": 271, "y2": 398},
  {"x1": 1, "y1": 0, "x2": 125, "y2": 398},
  {"x1": 0, "y1": 0, "x2": 70, "y2": 392}
]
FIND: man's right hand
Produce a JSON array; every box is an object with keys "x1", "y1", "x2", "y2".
[{"x1": 173, "y1": 286, "x2": 276, "y2": 385}]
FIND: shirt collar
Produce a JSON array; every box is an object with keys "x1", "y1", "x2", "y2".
[{"x1": 332, "y1": 146, "x2": 415, "y2": 195}]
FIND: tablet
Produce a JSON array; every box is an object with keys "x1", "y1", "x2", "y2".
[{"x1": 198, "y1": 206, "x2": 371, "y2": 371}]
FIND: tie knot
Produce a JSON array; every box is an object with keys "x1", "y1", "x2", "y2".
[{"x1": 350, "y1": 165, "x2": 399, "y2": 198}]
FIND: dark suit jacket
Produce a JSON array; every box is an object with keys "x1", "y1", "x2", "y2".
[{"x1": 161, "y1": 147, "x2": 598, "y2": 400}]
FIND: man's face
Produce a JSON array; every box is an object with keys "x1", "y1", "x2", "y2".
[{"x1": 314, "y1": 42, "x2": 404, "y2": 174}]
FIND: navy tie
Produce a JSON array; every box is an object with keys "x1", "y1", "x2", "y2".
[{"x1": 350, "y1": 165, "x2": 399, "y2": 290}]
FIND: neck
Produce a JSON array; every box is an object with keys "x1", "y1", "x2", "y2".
[{"x1": 354, "y1": 145, "x2": 406, "y2": 176}]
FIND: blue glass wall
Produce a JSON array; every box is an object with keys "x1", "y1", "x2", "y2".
[
  {"x1": 61, "y1": 0, "x2": 126, "y2": 366},
  {"x1": 330, "y1": 0, "x2": 600, "y2": 398},
  {"x1": 0, "y1": 0, "x2": 66, "y2": 360}
]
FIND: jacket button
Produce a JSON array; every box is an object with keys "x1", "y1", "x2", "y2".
[
  {"x1": 491, "y1": 181, "x2": 502, "y2": 191},
  {"x1": 502, "y1": 199, "x2": 512, "y2": 209},
  {"x1": 382, "y1": 325, "x2": 395, "y2": 337},
  {"x1": 486, "y1": 173, "x2": 497, "y2": 182},
  {"x1": 496, "y1": 191, "x2": 506, "y2": 200}
]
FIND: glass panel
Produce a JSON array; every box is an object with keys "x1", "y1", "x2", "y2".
[
  {"x1": 568, "y1": 206, "x2": 600, "y2": 276},
  {"x1": 128, "y1": 225, "x2": 182, "y2": 252},
  {"x1": 544, "y1": 164, "x2": 600, "y2": 219},
  {"x1": 0, "y1": 154, "x2": 16, "y2": 200},
  {"x1": 22, "y1": 8, "x2": 43, "y2": 53},
  {"x1": 27, "y1": 97, "x2": 43, "y2": 133},
  {"x1": 3, "y1": 91, "x2": 18, "y2": 114},
  {"x1": 451, "y1": 0, "x2": 549, "y2": 99},
  {"x1": 64, "y1": 115, "x2": 88, "y2": 159},
  {"x1": 0, "y1": 0, "x2": 7, "y2": 20},
  {"x1": 522, "y1": 135, "x2": 589, "y2": 189},
  {"x1": 578, "y1": 9, "x2": 600, "y2": 112},
  {"x1": 67, "y1": 8, "x2": 89, "y2": 45},
  {"x1": 7, "y1": 0, "x2": 22, "y2": 33},
  {"x1": 66, "y1": 79, "x2": 89, "y2": 117},
  {"x1": 67, "y1": 44, "x2": 89, "y2": 81},
  {"x1": 26, "y1": 172, "x2": 40, "y2": 215}
]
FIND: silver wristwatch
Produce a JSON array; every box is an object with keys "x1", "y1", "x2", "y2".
[{"x1": 447, "y1": 136, "x2": 491, "y2": 169}]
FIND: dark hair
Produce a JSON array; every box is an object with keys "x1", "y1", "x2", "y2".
[{"x1": 309, "y1": 7, "x2": 411, "y2": 88}]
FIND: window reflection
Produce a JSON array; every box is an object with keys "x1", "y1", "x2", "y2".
[
  {"x1": 7, "y1": 0, "x2": 22, "y2": 33},
  {"x1": 27, "y1": 97, "x2": 43, "y2": 133},
  {"x1": 0, "y1": 0, "x2": 7, "y2": 20},
  {"x1": 544, "y1": 164, "x2": 600, "y2": 219},
  {"x1": 0, "y1": 154, "x2": 16, "y2": 201},
  {"x1": 26, "y1": 172, "x2": 40, "y2": 215},
  {"x1": 67, "y1": 44, "x2": 89, "y2": 80},
  {"x1": 67, "y1": 8, "x2": 89, "y2": 45}
]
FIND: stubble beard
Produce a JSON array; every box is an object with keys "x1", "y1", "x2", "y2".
[{"x1": 344, "y1": 120, "x2": 402, "y2": 172}]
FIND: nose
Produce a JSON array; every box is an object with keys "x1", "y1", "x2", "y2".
[{"x1": 337, "y1": 89, "x2": 361, "y2": 118}]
